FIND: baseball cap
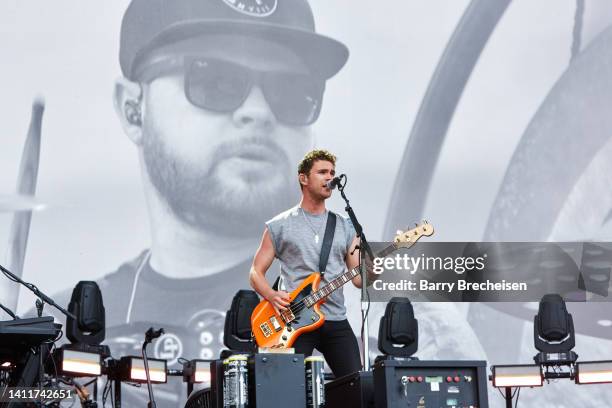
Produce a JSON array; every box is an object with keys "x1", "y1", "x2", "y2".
[{"x1": 120, "y1": 0, "x2": 349, "y2": 80}]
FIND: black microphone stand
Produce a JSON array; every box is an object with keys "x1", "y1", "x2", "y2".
[
  {"x1": 0, "y1": 262, "x2": 76, "y2": 319},
  {"x1": 337, "y1": 176, "x2": 374, "y2": 370},
  {"x1": 142, "y1": 327, "x2": 164, "y2": 408},
  {"x1": 0, "y1": 302, "x2": 18, "y2": 319}
]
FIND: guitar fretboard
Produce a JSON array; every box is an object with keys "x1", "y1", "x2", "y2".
[{"x1": 303, "y1": 241, "x2": 411, "y2": 307}]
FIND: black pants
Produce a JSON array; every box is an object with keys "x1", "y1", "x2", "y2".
[{"x1": 292, "y1": 319, "x2": 362, "y2": 378}]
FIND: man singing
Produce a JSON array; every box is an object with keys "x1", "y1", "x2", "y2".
[{"x1": 250, "y1": 149, "x2": 371, "y2": 377}]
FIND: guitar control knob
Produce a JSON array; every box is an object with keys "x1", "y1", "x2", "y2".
[
  {"x1": 287, "y1": 326, "x2": 293, "y2": 332},
  {"x1": 282, "y1": 335, "x2": 287, "y2": 341}
]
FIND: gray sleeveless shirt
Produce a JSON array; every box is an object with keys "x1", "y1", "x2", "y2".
[{"x1": 266, "y1": 206, "x2": 356, "y2": 321}]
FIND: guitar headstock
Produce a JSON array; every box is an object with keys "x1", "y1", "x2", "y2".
[{"x1": 393, "y1": 221, "x2": 434, "y2": 247}]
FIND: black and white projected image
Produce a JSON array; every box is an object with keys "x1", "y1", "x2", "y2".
[{"x1": 1, "y1": 1, "x2": 612, "y2": 407}]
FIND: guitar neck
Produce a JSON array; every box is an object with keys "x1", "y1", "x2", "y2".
[{"x1": 304, "y1": 241, "x2": 415, "y2": 306}]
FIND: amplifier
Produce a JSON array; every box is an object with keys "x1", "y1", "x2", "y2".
[
  {"x1": 326, "y1": 371, "x2": 375, "y2": 408},
  {"x1": 249, "y1": 353, "x2": 306, "y2": 407},
  {"x1": 373, "y1": 359, "x2": 488, "y2": 408}
]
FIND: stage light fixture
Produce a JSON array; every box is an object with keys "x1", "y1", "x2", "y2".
[
  {"x1": 183, "y1": 359, "x2": 211, "y2": 384},
  {"x1": 378, "y1": 297, "x2": 418, "y2": 358},
  {"x1": 117, "y1": 356, "x2": 167, "y2": 383},
  {"x1": 57, "y1": 349, "x2": 102, "y2": 376},
  {"x1": 57, "y1": 281, "x2": 110, "y2": 378},
  {"x1": 66, "y1": 281, "x2": 106, "y2": 346},
  {"x1": 533, "y1": 294, "x2": 577, "y2": 365},
  {"x1": 224, "y1": 290, "x2": 259, "y2": 352},
  {"x1": 492, "y1": 365, "x2": 543, "y2": 388},
  {"x1": 576, "y1": 361, "x2": 612, "y2": 385}
]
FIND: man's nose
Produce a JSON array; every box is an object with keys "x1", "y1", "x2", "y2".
[{"x1": 232, "y1": 86, "x2": 276, "y2": 128}]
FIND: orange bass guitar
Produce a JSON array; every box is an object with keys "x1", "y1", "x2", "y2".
[{"x1": 251, "y1": 222, "x2": 434, "y2": 348}]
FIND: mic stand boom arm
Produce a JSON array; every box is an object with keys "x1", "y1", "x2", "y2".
[
  {"x1": 0, "y1": 302, "x2": 18, "y2": 319},
  {"x1": 0, "y1": 262, "x2": 75, "y2": 319}
]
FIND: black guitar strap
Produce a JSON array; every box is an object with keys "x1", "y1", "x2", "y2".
[
  {"x1": 319, "y1": 211, "x2": 337, "y2": 278},
  {"x1": 272, "y1": 211, "x2": 336, "y2": 289}
]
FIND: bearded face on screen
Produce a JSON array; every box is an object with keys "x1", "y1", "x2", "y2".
[{"x1": 139, "y1": 38, "x2": 314, "y2": 235}]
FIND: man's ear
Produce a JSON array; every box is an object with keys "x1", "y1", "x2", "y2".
[
  {"x1": 114, "y1": 77, "x2": 144, "y2": 145},
  {"x1": 299, "y1": 172, "x2": 308, "y2": 187}
]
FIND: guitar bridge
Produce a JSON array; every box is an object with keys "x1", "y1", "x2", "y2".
[{"x1": 260, "y1": 322, "x2": 272, "y2": 338}]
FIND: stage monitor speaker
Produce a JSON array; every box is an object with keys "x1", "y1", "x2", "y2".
[
  {"x1": 326, "y1": 371, "x2": 375, "y2": 408},
  {"x1": 249, "y1": 353, "x2": 306, "y2": 407},
  {"x1": 373, "y1": 358, "x2": 488, "y2": 408}
]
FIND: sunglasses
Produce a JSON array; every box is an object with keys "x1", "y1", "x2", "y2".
[{"x1": 136, "y1": 56, "x2": 325, "y2": 126}]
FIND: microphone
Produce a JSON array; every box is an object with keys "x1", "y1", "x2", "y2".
[
  {"x1": 325, "y1": 175, "x2": 344, "y2": 190},
  {"x1": 145, "y1": 327, "x2": 165, "y2": 343}
]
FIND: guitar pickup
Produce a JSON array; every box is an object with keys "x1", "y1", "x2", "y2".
[
  {"x1": 280, "y1": 310, "x2": 295, "y2": 323},
  {"x1": 269, "y1": 316, "x2": 282, "y2": 332},
  {"x1": 260, "y1": 322, "x2": 272, "y2": 338}
]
